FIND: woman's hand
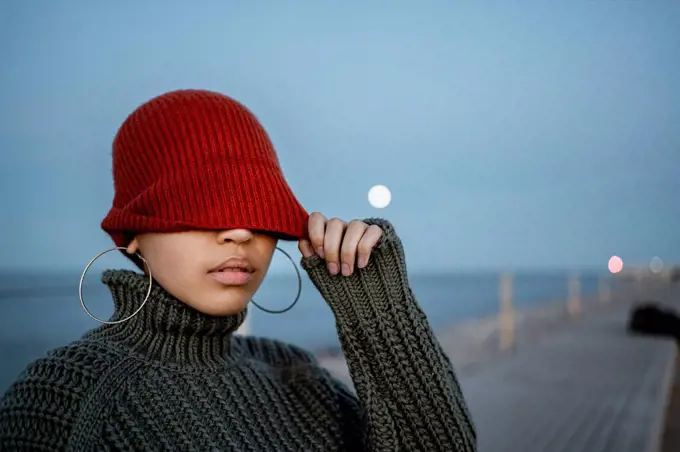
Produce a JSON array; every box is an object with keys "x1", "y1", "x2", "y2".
[{"x1": 298, "y1": 213, "x2": 383, "y2": 276}]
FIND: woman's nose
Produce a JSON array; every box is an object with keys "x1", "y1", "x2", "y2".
[{"x1": 216, "y1": 229, "x2": 253, "y2": 244}]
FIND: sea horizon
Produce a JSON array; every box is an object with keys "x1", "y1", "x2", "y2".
[{"x1": 0, "y1": 268, "x2": 609, "y2": 393}]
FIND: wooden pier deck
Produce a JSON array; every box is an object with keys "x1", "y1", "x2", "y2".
[
  {"x1": 318, "y1": 281, "x2": 679, "y2": 451},
  {"x1": 460, "y1": 300, "x2": 676, "y2": 452}
]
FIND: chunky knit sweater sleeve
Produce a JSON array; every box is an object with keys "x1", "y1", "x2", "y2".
[
  {"x1": 0, "y1": 345, "x2": 104, "y2": 451},
  {"x1": 301, "y1": 218, "x2": 477, "y2": 452}
]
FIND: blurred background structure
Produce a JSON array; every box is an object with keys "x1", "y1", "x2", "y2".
[{"x1": 1, "y1": 1, "x2": 679, "y2": 450}]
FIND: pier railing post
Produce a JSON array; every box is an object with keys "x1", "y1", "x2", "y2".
[
  {"x1": 499, "y1": 273, "x2": 515, "y2": 351},
  {"x1": 568, "y1": 272, "x2": 581, "y2": 318},
  {"x1": 598, "y1": 275, "x2": 611, "y2": 303}
]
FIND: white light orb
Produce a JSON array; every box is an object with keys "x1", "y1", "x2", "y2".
[
  {"x1": 367, "y1": 185, "x2": 392, "y2": 209},
  {"x1": 650, "y1": 256, "x2": 664, "y2": 273},
  {"x1": 608, "y1": 256, "x2": 623, "y2": 274}
]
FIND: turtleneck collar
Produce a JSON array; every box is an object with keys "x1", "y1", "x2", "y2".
[{"x1": 83, "y1": 269, "x2": 247, "y2": 369}]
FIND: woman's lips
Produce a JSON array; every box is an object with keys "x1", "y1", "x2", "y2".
[{"x1": 209, "y1": 269, "x2": 253, "y2": 286}]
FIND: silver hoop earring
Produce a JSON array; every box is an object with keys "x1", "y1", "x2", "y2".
[
  {"x1": 250, "y1": 246, "x2": 302, "y2": 314},
  {"x1": 78, "y1": 246, "x2": 152, "y2": 324}
]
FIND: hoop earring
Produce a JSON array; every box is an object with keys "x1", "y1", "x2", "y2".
[
  {"x1": 78, "y1": 246, "x2": 152, "y2": 324},
  {"x1": 250, "y1": 246, "x2": 302, "y2": 314}
]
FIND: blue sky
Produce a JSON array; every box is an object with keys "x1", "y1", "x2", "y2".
[{"x1": 1, "y1": 1, "x2": 679, "y2": 273}]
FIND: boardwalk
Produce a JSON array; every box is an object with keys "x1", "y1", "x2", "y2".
[
  {"x1": 318, "y1": 281, "x2": 679, "y2": 451},
  {"x1": 460, "y1": 300, "x2": 676, "y2": 452}
]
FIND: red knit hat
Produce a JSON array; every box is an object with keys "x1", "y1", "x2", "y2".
[{"x1": 101, "y1": 89, "x2": 309, "y2": 247}]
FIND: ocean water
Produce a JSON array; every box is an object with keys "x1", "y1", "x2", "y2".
[{"x1": 0, "y1": 269, "x2": 604, "y2": 393}]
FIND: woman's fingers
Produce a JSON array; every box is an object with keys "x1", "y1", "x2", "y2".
[
  {"x1": 357, "y1": 225, "x2": 383, "y2": 268},
  {"x1": 303, "y1": 212, "x2": 383, "y2": 276},
  {"x1": 323, "y1": 218, "x2": 347, "y2": 275},
  {"x1": 307, "y1": 212, "x2": 327, "y2": 257},
  {"x1": 340, "y1": 220, "x2": 368, "y2": 275},
  {"x1": 298, "y1": 239, "x2": 315, "y2": 258}
]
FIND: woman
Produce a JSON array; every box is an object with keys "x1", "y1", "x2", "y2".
[{"x1": 0, "y1": 89, "x2": 476, "y2": 451}]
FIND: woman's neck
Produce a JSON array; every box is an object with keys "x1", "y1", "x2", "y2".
[{"x1": 84, "y1": 269, "x2": 247, "y2": 369}]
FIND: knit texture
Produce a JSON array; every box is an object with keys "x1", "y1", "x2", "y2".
[
  {"x1": 0, "y1": 219, "x2": 476, "y2": 451},
  {"x1": 101, "y1": 89, "x2": 309, "y2": 247}
]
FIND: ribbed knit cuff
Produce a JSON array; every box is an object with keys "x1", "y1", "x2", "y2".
[{"x1": 300, "y1": 218, "x2": 477, "y2": 451}]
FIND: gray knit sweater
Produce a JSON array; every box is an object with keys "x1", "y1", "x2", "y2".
[{"x1": 0, "y1": 219, "x2": 476, "y2": 451}]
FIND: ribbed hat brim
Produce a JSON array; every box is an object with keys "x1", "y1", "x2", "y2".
[{"x1": 101, "y1": 161, "x2": 309, "y2": 246}]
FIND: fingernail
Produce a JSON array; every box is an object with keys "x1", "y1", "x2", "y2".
[
  {"x1": 316, "y1": 247, "x2": 324, "y2": 258},
  {"x1": 358, "y1": 257, "x2": 366, "y2": 268},
  {"x1": 342, "y1": 263, "x2": 351, "y2": 276},
  {"x1": 328, "y1": 263, "x2": 338, "y2": 275}
]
